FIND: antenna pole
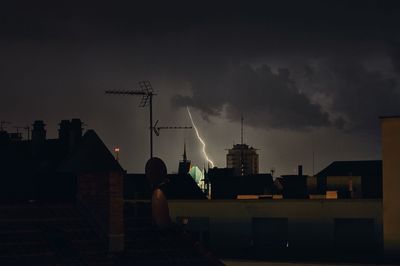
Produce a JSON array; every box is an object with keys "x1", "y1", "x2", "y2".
[
  {"x1": 149, "y1": 95, "x2": 153, "y2": 158},
  {"x1": 312, "y1": 151, "x2": 315, "y2": 177},
  {"x1": 105, "y1": 80, "x2": 155, "y2": 160},
  {"x1": 241, "y1": 116, "x2": 243, "y2": 145}
]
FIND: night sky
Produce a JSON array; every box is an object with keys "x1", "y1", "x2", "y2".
[{"x1": 1, "y1": 1, "x2": 400, "y2": 175}]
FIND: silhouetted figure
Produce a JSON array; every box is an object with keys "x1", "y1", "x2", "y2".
[{"x1": 145, "y1": 157, "x2": 172, "y2": 228}]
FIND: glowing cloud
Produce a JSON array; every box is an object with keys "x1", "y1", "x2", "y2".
[{"x1": 186, "y1": 107, "x2": 215, "y2": 168}]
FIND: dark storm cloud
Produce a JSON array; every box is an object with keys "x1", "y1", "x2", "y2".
[
  {"x1": 388, "y1": 41, "x2": 400, "y2": 74},
  {"x1": 2, "y1": 0, "x2": 400, "y2": 134},
  {"x1": 300, "y1": 58, "x2": 400, "y2": 131},
  {"x1": 173, "y1": 52, "x2": 400, "y2": 132},
  {"x1": 173, "y1": 64, "x2": 331, "y2": 129},
  {"x1": 2, "y1": 0, "x2": 398, "y2": 42},
  {"x1": 2, "y1": 0, "x2": 400, "y2": 173}
]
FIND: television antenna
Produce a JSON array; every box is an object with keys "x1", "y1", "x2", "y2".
[
  {"x1": 106, "y1": 81, "x2": 192, "y2": 158},
  {"x1": 105, "y1": 80, "x2": 156, "y2": 158},
  {"x1": 152, "y1": 120, "x2": 192, "y2": 136}
]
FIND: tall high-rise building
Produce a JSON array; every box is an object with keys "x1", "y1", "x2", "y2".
[
  {"x1": 226, "y1": 117, "x2": 259, "y2": 176},
  {"x1": 226, "y1": 144, "x2": 259, "y2": 176}
]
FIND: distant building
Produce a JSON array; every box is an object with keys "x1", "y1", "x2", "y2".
[
  {"x1": 316, "y1": 160, "x2": 382, "y2": 198},
  {"x1": 307, "y1": 175, "x2": 318, "y2": 194},
  {"x1": 189, "y1": 165, "x2": 204, "y2": 186},
  {"x1": 281, "y1": 165, "x2": 308, "y2": 199},
  {"x1": 207, "y1": 167, "x2": 273, "y2": 199},
  {"x1": 124, "y1": 173, "x2": 207, "y2": 200},
  {"x1": 176, "y1": 142, "x2": 206, "y2": 190},
  {"x1": 178, "y1": 142, "x2": 191, "y2": 175},
  {"x1": 226, "y1": 144, "x2": 259, "y2": 176},
  {"x1": 152, "y1": 116, "x2": 400, "y2": 263},
  {"x1": 168, "y1": 198, "x2": 382, "y2": 261},
  {"x1": 226, "y1": 116, "x2": 259, "y2": 176}
]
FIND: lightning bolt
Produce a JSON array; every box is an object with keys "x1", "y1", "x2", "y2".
[{"x1": 186, "y1": 107, "x2": 215, "y2": 168}]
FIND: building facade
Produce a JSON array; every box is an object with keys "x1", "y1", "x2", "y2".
[
  {"x1": 381, "y1": 116, "x2": 400, "y2": 260},
  {"x1": 168, "y1": 199, "x2": 383, "y2": 261},
  {"x1": 316, "y1": 160, "x2": 382, "y2": 199},
  {"x1": 226, "y1": 144, "x2": 259, "y2": 176}
]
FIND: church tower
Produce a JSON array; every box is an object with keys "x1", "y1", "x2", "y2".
[{"x1": 178, "y1": 141, "x2": 191, "y2": 175}]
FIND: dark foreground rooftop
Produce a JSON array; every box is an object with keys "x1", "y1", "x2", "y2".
[{"x1": 0, "y1": 202, "x2": 223, "y2": 266}]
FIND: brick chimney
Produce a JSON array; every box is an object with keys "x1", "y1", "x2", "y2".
[
  {"x1": 298, "y1": 165, "x2": 303, "y2": 176},
  {"x1": 58, "y1": 120, "x2": 70, "y2": 143},
  {"x1": 69, "y1": 119, "x2": 83, "y2": 153},
  {"x1": 32, "y1": 120, "x2": 46, "y2": 156}
]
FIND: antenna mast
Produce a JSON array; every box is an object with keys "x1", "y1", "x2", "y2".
[
  {"x1": 241, "y1": 116, "x2": 244, "y2": 145},
  {"x1": 312, "y1": 151, "x2": 315, "y2": 177},
  {"x1": 152, "y1": 120, "x2": 192, "y2": 136},
  {"x1": 241, "y1": 116, "x2": 244, "y2": 176}
]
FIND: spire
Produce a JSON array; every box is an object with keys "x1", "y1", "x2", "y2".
[
  {"x1": 178, "y1": 140, "x2": 191, "y2": 175},
  {"x1": 183, "y1": 140, "x2": 187, "y2": 161}
]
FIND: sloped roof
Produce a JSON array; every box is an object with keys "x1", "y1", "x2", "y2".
[
  {"x1": 59, "y1": 130, "x2": 123, "y2": 173},
  {"x1": 0, "y1": 138, "x2": 67, "y2": 174},
  {"x1": 124, "y1": 173, "x2": 207, "y2": 200},
  {"x1": 166, "y1": 173, "x2": 207, "y2": 199},
  {"x1": 316, "y1": 160, "x2": 382, "y2": 178}
]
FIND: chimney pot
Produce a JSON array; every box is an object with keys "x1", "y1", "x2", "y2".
[{"x1": 298, "y1": 165, "x2": 303, "y2": 176}]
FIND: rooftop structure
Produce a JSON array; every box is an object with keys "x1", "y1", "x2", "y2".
[
  {"x1": 316, "y1": 160, "x2": 382, "y2": 198},
  {"x1": 0, "y1": 119, "x2": 220, "y2": 265},
  {"x1": 178, "y1": 141, "x2": 191, "y2": 175},
  {"x1": 226, "y1": 117, "x2": 259, "y2": 176},
  {"x1": 227, "y1": 144, "x2": 259, "y2": 176}
]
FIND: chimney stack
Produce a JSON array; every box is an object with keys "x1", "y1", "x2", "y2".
[
  {"x1": 32, "y1": 120, "x2": 46, "y2": 156},
  {"x1": 69, "y1": 119, "x2": 83, "y2": 153},
  {"x1": 58, "y1": 120, "x2": 70, "y2": 143},
  {"x1": 298, "y1": 165, "x2": 303, "y2": 176}
]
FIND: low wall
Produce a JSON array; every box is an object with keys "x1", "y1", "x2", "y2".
[{"x1": 167, "y1": 199, "x2": 383, "y2": 261}]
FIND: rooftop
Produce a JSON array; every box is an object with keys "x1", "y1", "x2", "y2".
[{"x1": 316, "y1": 160, "x2": 382, "y2": 178}]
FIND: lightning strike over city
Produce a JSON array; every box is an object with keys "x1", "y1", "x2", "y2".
[
  {"x1": 2, "y1": 1, "x2": 400, "y2": 265},
  {"x1": 186, "y1": 106, "x2": 215, "y2": 168}
]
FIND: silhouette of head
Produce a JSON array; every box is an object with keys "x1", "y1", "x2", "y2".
[{"x1": 145, "y1": 157, "x2": 167, "y2": 186}]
